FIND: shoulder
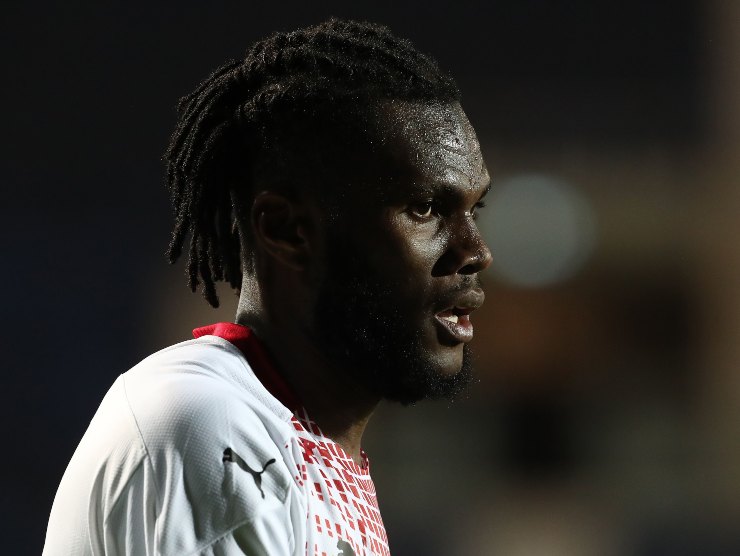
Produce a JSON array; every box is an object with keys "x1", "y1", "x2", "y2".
[
  {"x1": 123, "y1": 335, "x2": 292, "y2": 440},
  {"x1": 121, "y1": 335, "x2": 295, "y2": 482},
  {"x1": 118, "y1": 336, "x2": 301, "y2": 551}
]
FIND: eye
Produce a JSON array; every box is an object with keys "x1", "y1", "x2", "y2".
[
  {"x1": 469, "y1": 200, "x2": 486, "y2": 219},
  {"x1": 408, "y1": 201, "x2": 436, "y2": 219}
]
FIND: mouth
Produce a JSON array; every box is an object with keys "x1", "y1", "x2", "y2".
[
  {"x1": 435, "y1": 308, "x2": 474, "y2": 344},
  {"x1": 433, "y1": 289, "x2": 484, "y2": 345}
]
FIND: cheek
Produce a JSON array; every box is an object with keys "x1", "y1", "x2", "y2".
[
  {"x1": 395, "y1": 214, "x2": 447, "y2": 269},
  {"x1": 409, "y1": 233, "x2": 446, "y2": 266},
  {"x1": 369, "y1": 218, "x2": 447, "y2": 290}
]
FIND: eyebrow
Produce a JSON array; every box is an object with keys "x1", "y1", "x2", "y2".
[{"x1": 413, "y1": 181, "x2": 491, "y2": 200}]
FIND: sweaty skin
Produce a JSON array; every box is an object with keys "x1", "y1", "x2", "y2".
[
  {"x1": 236, "y1": 100, "x2": 492, "y2": 463},
  {"x1": 356, "y1": 100, "x2": 491, "y2": 373}
]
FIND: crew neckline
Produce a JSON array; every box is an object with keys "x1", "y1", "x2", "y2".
[
  {"x1": 192, "y1": 322, "x2": 370, "y2": 472},
  {"x1": 193, "y1": 322, "x2": 302, "y2": 412}
]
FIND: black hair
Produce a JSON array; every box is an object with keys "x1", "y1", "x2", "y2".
[{"x1": 164, "y1": 17, "x2": 460, "y2": 307}]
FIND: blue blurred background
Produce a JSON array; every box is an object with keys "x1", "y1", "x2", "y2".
[{"x1": 3, "y1": 1, "x2": 740, "y2": 554}]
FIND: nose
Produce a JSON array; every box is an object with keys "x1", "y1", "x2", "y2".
[{"x1": 432, "y1": 218, "x2": 492, "y2": 276}]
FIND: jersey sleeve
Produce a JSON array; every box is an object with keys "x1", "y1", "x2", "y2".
[{"x1": 44, "y1": 376, "x2": 153, "y2": 556}]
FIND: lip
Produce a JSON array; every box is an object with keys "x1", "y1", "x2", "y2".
[{"x1": 433, "y1": 288, "x2": 485, "y2": 345}]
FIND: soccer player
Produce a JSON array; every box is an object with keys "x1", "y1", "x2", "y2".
[{"x1": 44, "y1": 18, "x2": 492, "y2": 555}]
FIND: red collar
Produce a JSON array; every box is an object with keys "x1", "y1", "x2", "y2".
[{"x1": 193, "y1": 322, "x2": 301, "y2": 412}]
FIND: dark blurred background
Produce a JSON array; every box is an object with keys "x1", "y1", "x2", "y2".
[{"x1": 3, "y1": 1, "x2": 740, "y2": 554}]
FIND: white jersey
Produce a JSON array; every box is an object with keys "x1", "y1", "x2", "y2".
[{"x1": 44, "y1": 323, "x2": 389, "y2": 556}]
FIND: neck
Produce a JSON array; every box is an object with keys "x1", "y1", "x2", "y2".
[{"x1": 236, "y1": 291, "x2": 380, "y2": 465}]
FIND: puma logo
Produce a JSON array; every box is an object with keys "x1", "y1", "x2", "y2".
[
  {"x1": 337, "y1": 539, "x2": 356, "y2": 556},
  {"x1": 222, "y1": 448, "x2": 276, "y2": 499}
]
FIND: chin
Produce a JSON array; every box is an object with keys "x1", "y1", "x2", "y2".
[
  {"x1": 377, "y1": 344, "x2": 474, "y2": 406},
  {"x1": 432, "y1": 344, "x2": 467, "y2": 377}
]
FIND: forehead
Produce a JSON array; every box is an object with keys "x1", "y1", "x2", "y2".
[{"x1": 369, "y1": 100, "x2": 489, "y2": 197}]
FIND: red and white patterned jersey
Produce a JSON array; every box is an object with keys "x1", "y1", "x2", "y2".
[{"x1": 44, "y1": 323, "x2": 389, "y2": 556}]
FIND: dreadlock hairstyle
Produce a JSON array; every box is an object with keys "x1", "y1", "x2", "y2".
[{"x1": 164, "y1": 18, "x2": 460, "y2": 307}]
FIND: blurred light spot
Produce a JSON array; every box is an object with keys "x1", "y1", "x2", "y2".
[{"x1": 480, "y1": 174, "x2": 597, "y2": 287}]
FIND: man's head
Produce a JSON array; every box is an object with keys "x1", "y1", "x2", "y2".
[
  {"x1": 165, "y1": 18, "x2": 491, "y2": 404},
  {"x1": 311, "y1": 99, "x2": 491, "y2": 404}
]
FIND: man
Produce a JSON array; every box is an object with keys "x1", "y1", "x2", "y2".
[{"x1": 44, "y1": 18, "x2": 491, "y2": 555}]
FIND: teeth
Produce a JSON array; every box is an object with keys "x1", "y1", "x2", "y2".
[{"x1": 441, "y1": 314, "x2": 459, "y2": 324}]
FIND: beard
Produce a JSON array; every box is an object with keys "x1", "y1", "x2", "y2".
[{"x1": 311, "y1": 232, "x2": 474, "y2": 405}]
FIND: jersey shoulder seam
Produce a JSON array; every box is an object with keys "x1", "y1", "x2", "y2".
[{"x1": 119, "y1": 373, "x2": 164, "y2": 549}]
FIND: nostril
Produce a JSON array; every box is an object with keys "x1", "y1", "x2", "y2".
[{"x1": 461, "y1": 247, "x2": 491, "y2": 274}]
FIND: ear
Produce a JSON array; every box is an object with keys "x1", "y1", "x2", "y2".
[{"x1": 250, "y1": 191, "x2": 315, "y2": 271}]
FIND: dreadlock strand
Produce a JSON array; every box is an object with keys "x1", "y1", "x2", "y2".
[{"x1": 198, "y1": 235, "x2": 219, "y2": 308}]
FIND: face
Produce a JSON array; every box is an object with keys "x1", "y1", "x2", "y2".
[{"x1": 311, "y1": 100, "x2": 492, "y2": 405}]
